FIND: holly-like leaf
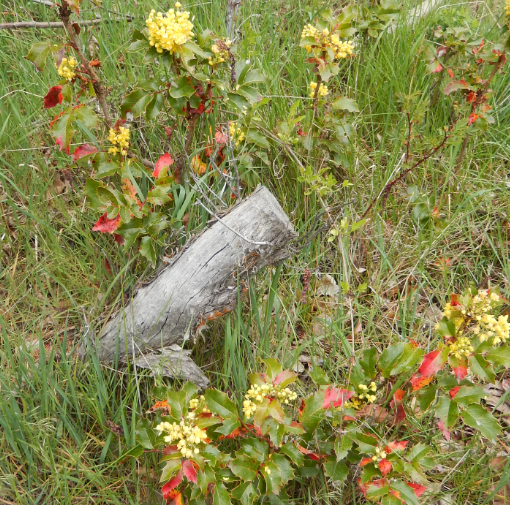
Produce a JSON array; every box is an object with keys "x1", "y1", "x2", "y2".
[
  {"x1": 272, "y1": 454, "x2": 294, "y2": 484},
  {"x1": 205, "y1": 389, "x2": 239, "y2": 420},
  {"x1": 161, "y1": 460, "x2": 182, "y2": 483},
  {"x1": 263, "y1": 462, "x2": 283, "y2": 495},
  {"x1": 230, "y1": 455, "x2": 260, "y2": 481},
  {"x1": 324, "y1": 457, "x2": 349, "y2": 482},
  {"x1": 232, "y1": 482, "x2": 259, "y2": 505},
  {"x1": 435, "y1": 395, "x2": 459, "y2": 429},
  {"x1": 152, "y1": 153, "x2": 174, "y2": 178},
  {"x1": 469, "y1": 354, "x2": 495, "y2": 382},
  {"x1": 379, "y1": 459, "x2": 392, "y2": 476},
  {"x1": 360, "y1": 348, "x2": 378, "y2": 379},
  {"x1": 72, "y1": 143, "x2": 98, "y2": 162},
  {"x1": 419, "y1": 348, "x2": 448, "y2": 376},
  {"x1": 486, "y1": 345, "x2": 510, "y2": 367},
  {"x1": 92, "y1": 213, "x2": 121, "y2": 233},
  {"x1": 406, "y1": 482, "x2": 427, "y2": 498},
  {"x1": 452, "y1": 365, "x2": 468, "y2": 380},
  {"x1": 280, "y1": 442, "x2": 304, "y2": 466},
  {"x1": 332, "y1": 96, "x2": 359, "y2": 112},
  {"x1": 25, "y1": 41, "x2": 52, "y2": 71},
  {"x1": 410, "y1": 374, "x2": 434, "y2": 391},
  {"x1": 451, "y1": 386, "x2": 485, "y2": 407},
  {"x1": 461, "y1": 404, "x2": 501, "y2": 440},
  {"x1": 267, "y1": 399, "x2": 285, "y2": 424},
  {"x1": 273, "y1": 370, "x2": 297, "y2": 387},
  {"x1": 170, "y1": 76, "x2": 196, "y2": 99},
  {"x1": 335, "y1": 434, "x2": 354, "y2": 461},
  {"x1": 166, "y1": 491, "x2": 183, "y2": 505},
  {"x1": 182, "y1": 460, "x2": 197, "y2": 484},
  {"x1": 213, "y1": 483, "x2": 230, "y2": 505},
  {"x1": 263, "y1": 359, "x2": 283, "y2": 381},
  {"x1": 322, "y1": 388, "x2": 354, "y2": 409},
  {"x1": 140, "y1": 236, "x2": 157, "y2": 265},
  {"x1": 121, "y1": 88, "x2": 153, "y2": 118},
  {"x1": 146, "y1": 92, "x2": 164, "y2": 121},
  {"x1": 385, "y1": 441, "x2": 408, "y2": 453},
  {"x1": 146, "y1": 186, "x2": 172, "y2": 206},
  {"x1": 443, "y1": 79, "x2": 472, "y2": 95},
  {"x1": 162, "y1": 471, "x2": 183, "y2": 499},
  {"x1": 389, "y1": 480, "x2": 420, "y2": 505},
  {"x1": 43, "y1": 86, "x2": 63, "y2": 109}
]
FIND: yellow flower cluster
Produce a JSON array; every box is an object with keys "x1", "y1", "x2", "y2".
[
  {"x1": 57, "y1": 56, "x2": 77, "y2": 81},
  {"x1": 155, "y1": 412, "x2": 208, "y2": 458},
  {"x1": 108, "y1": 126, "x2": 130, "y2": 155},
  {"x1": 301, "y1": 23, "x2": 354, "y2": 60},
  {"x1": 309, "y1": 81, "x2": 328, "y2": 98},
  {"x1": 344, "y1": 382, "x2": 377, "y2": 410},
  {"x1": 189, "y1": 395, "x2": 211, "y2": 414},
  {"x1": 506, "y1": 0, "x2": 510, "y2": 16},
  {"x1": 146, "y1": 4, "x2": 194, "y2": 54},
  {"x1": 473, "y1": 314, "x2": 509, "y2": 344},
  {"x1": 229, "y1": 122, "x2": 245, "y2": 147},
  {"x1": 449, "y1": 336, "x2": 474, "y2": 359},
  {"x1": 242, "y1": 383, "x2": 298, "y2": 418},
  {"x1": 208, "y1": 39, "x2": 232, "y2": 66},
  {"x1": 371, "y1": 446, "x2": 387, "y2": 463}
]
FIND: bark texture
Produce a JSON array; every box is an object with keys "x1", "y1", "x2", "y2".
[{"x1": 78, "y1": 186, "x2": 296, "y2": 370}]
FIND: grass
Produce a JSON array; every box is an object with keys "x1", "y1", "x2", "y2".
[{"x1": 1, "y1": 0, "x2": 510, "y2": 503}]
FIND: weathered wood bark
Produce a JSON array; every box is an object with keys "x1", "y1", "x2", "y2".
[{"x1": 78, "y1": 186, "x2": 296, "y2": 384}]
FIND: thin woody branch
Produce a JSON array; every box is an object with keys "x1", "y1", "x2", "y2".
[{"x1": 0, "y1": 17, "x2": 132, "y2": 30}]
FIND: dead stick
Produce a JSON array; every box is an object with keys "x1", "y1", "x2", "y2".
[{"x1": 0, "y1": 17, "x2": 132, "y2": 30}]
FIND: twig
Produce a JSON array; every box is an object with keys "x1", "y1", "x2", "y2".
[
  {"x1": 225, "y1": 0, "x2": 241, "y2": 39},
  {"x1": 361, "y1": 127, "x2": 451, "y2": 219},
  {"x1": 0, "y1": 17, "x2": 132, "y2": 30},
  {"x1": 405, "y1": 112, "x2": 412, "y2": 163},
  {"x1": 30, "y1": 0, "x2": 54, "y2": 6},
  {"x1": 58, "y1": 2, "x2": 112, "y2": 128}
]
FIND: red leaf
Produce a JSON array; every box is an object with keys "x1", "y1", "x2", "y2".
[
  {"x1": 297, "y1": 128, "x2": 306, "y2": 137},
  {"x1": 438, "y1": 420, "x2": 451, "y2": 441},
  {"x1": 55, "y1": 135, "x2": 70, "y2": 154},
  {"x1": 407, "y1": 482, "x2": 427, "y2": 498},
  {"x1": 215, "y1": 130, "x2": 228, "y2": 145},
  {"x1": 410, "y1": 374, "x2": 434, "y2": 391},
  {"x1": 466, "y1": 91, "x2": 477, "y2": 103},
  {"x1": 443, "y1": 79, "x2": 472, "y2": 96},
  {"x1": 449, "y1": 386, "x2": 460, "y2": 399},
  {"x1": 468, "y1": 112, "x2": 479, "y2": 125},
  {"x1": 182, "y1": 460, "x2": 197, "y2": 484},
  {"x1": 90, "y1": 59, "x2": 101, "y2": 67},
  {"x1": 114, "y1": 233, "x2": 125, "y2": 245},
  {"x1": 447, "y1": 68, "x2": 454, "y2": 79},
  {"x1": 103, "y1": 258, "x2": 112, "y2": 276},
  {"x1": 390, "y1": 389, "x2": 406, "y2": 421},
  {"x1": 432, "y1": 63, "x2": 443, "y2": 73},
  {"x1": 360, "y1": 457, "x2": 373, "y2": 467},
  {"x1": 43, "y1": 85, "x2": 63, "y2": 109},
  {"x1": 153, "y1": 153, "x2": 174, "y2": 178},
  {"x1": 385, "y1": 441, "x2": 408, "y2": 453},
  {"x1": 92, "y1": 213, "x2": 121, "y2": 233},
  {"x1": 297, "y1": 445, "x2": 324, "y2": 460},
  {"x1": 72, "y1": 143, "x2": 98, "y2": 161},
  {"x1": 273, "y1": 370, "x2": 297, "y2": 386},
  {"x1": 322, "y1": 388, "x2": 354, "y2": 409},
  {"x1": 453, "y1": 365, "x2": 468, "y2": 380},
  {"x1": 162, "y1": 471, "x2": 183, "y2": 499},
  {"x1": 379, "y1": 459, "x2": 392, "y2": 476},
  {"x1": 419, "y1": 350, "x2": 447, "y2": 377},
  {"x1": 358, "y1": 479, "x2": 369, "y2": 497}
]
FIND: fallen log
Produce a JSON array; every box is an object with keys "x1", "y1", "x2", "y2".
[{"x1": 78, "y1": 185, "x2": 297, "y2": 386}]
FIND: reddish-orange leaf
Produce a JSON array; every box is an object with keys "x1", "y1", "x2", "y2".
[
  {"x1": 72, "y1": 143, "x2": 98, "y2": 161},
  {"x1": 273, "y1": 370, "x2": 297, "y2": 386},
  {"x1": 447, "y1": 68, "x2": 454, "y2": 79},
  {"x1": 322, "y1": 387, "x2": 354, "y2": 409},
  {"x1": 453, "y1": 365, "x2": 468, "y2": 380},
  {"x1": 468, "y1": 112, "x2": 479, "y2": 125},
  {"x1": 162, "y1": 445, "x2": 179, "y2": 455},
  {"x1": 122, "y1": 178, "x2": 137, "y2": 198},
  {"x1": 449, "y1": 386, "x2": 460, "y2": 399},
  {"x1": 92, "y1": 213, "x2": 121, "y2": 233},
  {"x1": 390, "y1": 389, "x2": 406, "y2": 422},
  {"x1": 153, "y1": 153, "x2": 174, "y2": 178},
  {"x1": 432, "y1": 63, "x2": 443, "y2": 73},
  {"x1": 297, "y1": 445, "x2": 324, "y2": 460},
  {"x1": 379, "y1": 459, "x2": 392, "y2": 476},
  {"x1": 43, "y1": 85, "x2": 63, "y2": 109},
  {"x1": 360, "y1": 457, "x2": 373, "y2": 467},
  {"x1": 90, "y1": 59, "x2": 101, "y2": 67},
  {"x1": 419, "y1": 350, "x2": 447, "y2": 377},
  {"x1": 166, "y1": 490, "x2": 183, "y2": 505},
  {"x1": 182, "y1": 460, "x2": 197, "y2": 484},
  {"x1": 151, "y1": 400, "x2": 169, "y2": 410},
  {"x1": 385, "y1": 441, "x2": 408, "y2": 453},
  {"x1": 438, "y1": 419, "x2": 451, "y2": 441},
  {"x1": 407, "y1": 482, "x2": 427, "y2": 498},
  {"x1": 410, "y1": 374, "x2": 434, "y2": 391},
  {"x1": 114, "y1": 233, "x2": 125, "y2": 245},
  {"x1": 162, "y1": 471, "x2": 182, "y2": 499},
  {"x1": 358, "y1": 479, "x2": 369, "y2": 497},
  {"x1": 389, "y1": 489, "x2": 402, "y2": 500},
  {"x1": 55, "y1": 135, "x2": 70, "y2": 154}
]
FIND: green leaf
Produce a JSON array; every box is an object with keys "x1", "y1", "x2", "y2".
[
  {"x1": 116, "y1": 220, "x2": 143, "y2": 249},
  {"x1": 146, "y1": 93, "x2": 164, "y2": 121},
  {"x1": 469, "y1": 353, "x2": 495, "y2": 382},
  {"x1": 235, "y1": 85, "x2": 262, "y2": 104},
  {"x1": 232, "y1": 482, "x2": 259, "y2": 505},
  {"x1": 214, "y1": 417, "x2": 240, "y2": 436},
  {"x1": 332, "y1": 96, "x2": 359, "y2": 112},
  {"x1": 84, "y1": 178, "x2": 103, "y2": 209},
  {"x1": 461, "y1": 404, "x2": 501, "y2": 440},
  {"x1": 324, "y1": 457, "x2": 348, "y2": 482},
  {"x1": 406, "y1": 443, "x2": 430, "y2": 462},
  {"x1": 170, "y1": 76, "x2": 196, "y2": 99},
  {"x1": 267, "y1": 419, "x2": 285, "y2": 446},
  {"x1": 299, "y1": 391, "x2": 325, "y2": 434},
  {"x1": 230, "y1": 455, "x2": 260, "y2": 481},
  {"x1": 140, "y1": 236, "x2": 157, "y2": 265},
  {"x1": 127, "y1": 30, "x2": 149, "y2": 52},
  {"x1": 334, "y1": 435, "x2": 353, "y2": 462},
  {"x1": 379, "y1": 343, "x2": 404, "y2": 377},
  {"x1": 245, "y1": 129, "x2": 270, "y2": 149},
  {"x1": 213, "y1": 483, "x2": 230, "y2": 505},
  {"x1": 183, "y1": 40, "x2": 212, "y2": 58},
  {"x1": 359, "y1": 348, "x2": 378, "y2": 379},
  {"x1": 160, "y1": 460, "x2": 182, "y2": 483},
  {"x1": 367, "y1": 484, "x2": 389, "y2": 499},
  {"x1": 197, "y1": 464, "x2": 216, "y2": 494},
  {"x1": 437, "y1": 317, "x2": 456, "y2": 337},
  {"x1": 452, "y1": 386, "x2": 485, "y2": 407},
  {"x1": 25, "y1": 41, "x2": 52, "y2": 71},
  {"x1": 279, "y1": 442, "x2": 304, "y2": 466},
  {"x1": 240, "y1": 438, "x2": 269, "y2": 463},
  {"x1": 121, "y1": 444, "x2": 144, "y2": 459},
  {"x1": 389, "y1": 480, "x2": 419, "y2": 505},
  {"x1": 263, "y1": 462, "x2": 283, "y2": 495},
  {"x1": 95, "y1": 156, "x2": 120, "y2": 178},
  {"x1": 121, "y1": 89, "x2": 153, "y2": 118},
  {"x1": 263, "y1": 359, "x2": 283, "y2": 380},
  {"x1": 434, "y1": 395, "x2": 459, "y2": 429},
  {"x1": 146, "y1": 186, "x2": 171, "y2": 206},
  {"x1": 241, "y1": 69, "x2": 266, "y2": 86},
  {"x1": 205, "y1": 389, "x2": 239, "y2": 420},
  {"x1": 486, "y1": 345, "x2": 510, "y2": 367},
  {"x1": 273, "y1": 454, "x2": 293, "y2": 484},
  {"x1": 267, "y1": 400, "x2": 285, "y2": 424},
  {"x1": 417, "y1": 384, "x2": 438, "y2": 412},
  {"x1": 135, "y1": 419, "x2": 153, "y2": 449}
]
